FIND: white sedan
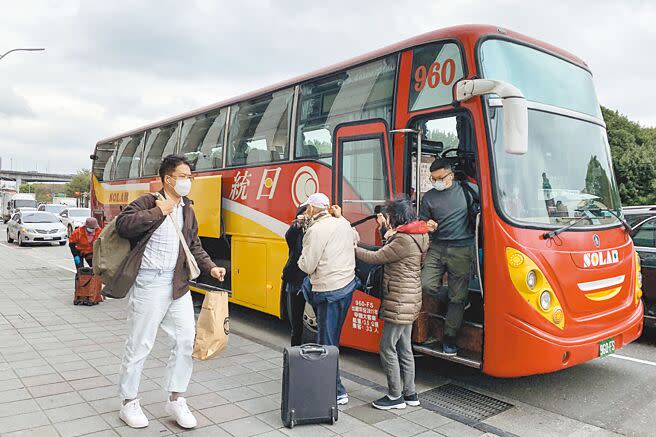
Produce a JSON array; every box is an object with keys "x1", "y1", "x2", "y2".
[
  {"x1": 6, "y1": 211, "x2": 68, "y2": 246},
  {"x1": 59, "y1": 207, "x2": 91, "y2": 236}
]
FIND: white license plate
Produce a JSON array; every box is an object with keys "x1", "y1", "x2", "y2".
[{"x1": 43, "y1": 236, "x2": 52, "y2": 240}]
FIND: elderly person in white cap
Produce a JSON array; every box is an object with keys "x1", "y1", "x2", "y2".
[{"x1": 297, "y1": 192, "x2": 358, "y2": 405}]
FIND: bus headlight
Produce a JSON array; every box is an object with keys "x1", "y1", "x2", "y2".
[
  {"x1": 506, "y1": 247, "x2": 564, "y2": 329},
  {"x1": 526, "y1": 270, "x2": 537, "y2": 290},
  {"x1": 539, "y1": 291, "x2": 552, "y2": 311},
  {"x1": 552, "y1": 307, "x2": 564, "y2": 324}
]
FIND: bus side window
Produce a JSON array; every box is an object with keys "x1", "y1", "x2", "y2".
[
  {"x1": 341, "y1": 137, "x2": 388, "y2": 246},
  {"x1": 142, "y1": 124, "x2": 179, "y2": 177},
  {"x1": 180, "y1": 108, "x2": 227, "y2": 171},
  {"x1": 295, "y1": 55, "x2": 397, "y2": 164},
  {"x1": 226, "y1": 88, "x2": 293, "y2": 167}
]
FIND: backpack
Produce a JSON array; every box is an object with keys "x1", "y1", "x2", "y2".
[
  {"x1": 92, "y1": 193, "x2": 164, "y2": 285},
  {"x1": 460, "y1": 181, "x2": 481, "y2": 233},
  {"x1": 92, "y1": 217, "x2": 131, "y2": 285}
]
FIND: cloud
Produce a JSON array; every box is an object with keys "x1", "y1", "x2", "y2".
[
  {"x1": 0, "y1": 86, "x2": 34, "y2": 118},
  {"x1": 0, "y1": 0, "x2": 654, "y2": 173}
]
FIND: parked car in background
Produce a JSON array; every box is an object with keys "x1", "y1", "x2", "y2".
[
  {"x1": 38, "y1": 203, "x2": 67, "y2": 215},
  {"x1": 6, "y1": 211, "x2": 68, "y2": 247},
  {"x1": 59, "y1": 207, "x2": 91, "y2": 235},
  {"x1": 624, "y1": 206, "x2": 656, "y2": 328}
]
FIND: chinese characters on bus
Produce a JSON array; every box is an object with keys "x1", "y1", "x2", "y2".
[{"x1": 351, "y1": 298, "x2": 380, "y2": 334}]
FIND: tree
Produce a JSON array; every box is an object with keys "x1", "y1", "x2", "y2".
[
  {"x1": 602, "y1": 107, "x2": 656, "y2": 206},
  {"x1": 65, "y1": 170, "x2": 90, "y2": 198}
]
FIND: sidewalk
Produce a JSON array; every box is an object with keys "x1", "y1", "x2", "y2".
[{"x1": 0, "y1": 250, "x2": 503, "y2": 437}]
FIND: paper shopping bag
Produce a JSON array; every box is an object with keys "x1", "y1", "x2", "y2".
[{"x1": 192, "y1": 291, "x2": 229, "y2": 360}]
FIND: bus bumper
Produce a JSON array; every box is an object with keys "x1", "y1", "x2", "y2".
[{"x1": 483, "y1": 302, "x2": 644, "y2": 377}]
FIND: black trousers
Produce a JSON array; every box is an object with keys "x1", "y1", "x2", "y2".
[{"x1": 286, "y1": 282, "x2": 307, "y2": 347}]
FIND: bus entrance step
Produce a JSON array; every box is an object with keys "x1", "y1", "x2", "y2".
[
  {"x1": 412, "y1": 343, "x2": 482, "y2": 368},
  {"x1": 418, "y1": 383, "x2": 513, "y2": 423}
]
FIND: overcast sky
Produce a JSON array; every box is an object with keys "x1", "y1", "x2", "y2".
[{"x1": 0, "y1": 0, "x2": 653, "y2": 174}]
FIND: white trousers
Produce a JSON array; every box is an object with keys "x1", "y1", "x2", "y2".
[{"x1": 118, "y1": 269, "x2": 195, "y2": 400}]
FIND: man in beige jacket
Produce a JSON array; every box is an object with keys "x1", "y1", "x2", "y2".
[{"x1": 298, "y1": 192, "x2": 358, "y2": 405}]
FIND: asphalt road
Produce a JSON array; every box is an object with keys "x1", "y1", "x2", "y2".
[{"x1": 2, "y1": 224, "x2": 655, "y2": 436}]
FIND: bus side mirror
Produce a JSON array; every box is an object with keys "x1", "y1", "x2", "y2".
[{"x1": 456, "y1": 79, "x2": 528, "y2": 155}]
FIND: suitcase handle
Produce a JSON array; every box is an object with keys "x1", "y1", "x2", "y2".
[{"x1": 299, "y1": 344, "x2": 328, "y2": 360}]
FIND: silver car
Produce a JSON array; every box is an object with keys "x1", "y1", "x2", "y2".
[
  {"x1": 7, "y1": 211, "x2": 68, "y2": 246},
  {"x1": 59, "y1": 207, "x2": 91, "y2": 236}
]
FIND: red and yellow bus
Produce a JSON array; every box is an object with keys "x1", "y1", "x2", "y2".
[{"x1": 91, "y1": 24, "x2": 643, "y2": 377}]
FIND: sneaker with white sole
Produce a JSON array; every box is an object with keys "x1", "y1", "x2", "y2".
[
  {"x1": 166, "y1": 397, "x2": 197, "y2": 429},
  {"x1": 119, "y1": 399, "x2": 149, "y2": 428},
  {"x1": 337, "y1": 394, "x2": 349, "y2": 405},
  {"x1": 403, "y1": 393, "x2": 421, "y2": 407},
  {"x1": 372, "y1": 395, "x2": 406, "y2": 410}
]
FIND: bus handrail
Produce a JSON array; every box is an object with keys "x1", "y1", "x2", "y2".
[{"x1": 475, "y1": 212, "x2": 483, "y2": 298}]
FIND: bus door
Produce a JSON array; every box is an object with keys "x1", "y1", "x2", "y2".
[
  {"x1": 333, "y1": 120, "x2": 393, "y2": 352},
  {"x1": 405, "y1": 112, "x2": 483, "y2": 368}
]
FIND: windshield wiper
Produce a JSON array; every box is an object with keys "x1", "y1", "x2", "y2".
[
  {"x1": 574, "y1": 204, "x2": 632, "y2": 234},
  {"x1": 586, "y1": 206, "x2": 632, "y2": 233},
  {"x1": 542, "y1": 214, "x2": 594, "y2": 240}
]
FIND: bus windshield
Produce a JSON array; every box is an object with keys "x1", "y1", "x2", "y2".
[
  {"x1": 489, "y1": 107, "x2": 622, "y2": 227},
  {"x1": 15, "y1": 199, "x2": 37, "y2": 208},
  {"x1": 481, "y1": 39, "x2": 621, "y2": 228}
]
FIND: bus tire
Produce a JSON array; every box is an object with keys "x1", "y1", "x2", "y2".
[
  {"x1": 302, "y1": 322, "x2": 317, "y2": 345},
  {"x1": 301, "y1": 302, "x2": 318, "y2": 344}
]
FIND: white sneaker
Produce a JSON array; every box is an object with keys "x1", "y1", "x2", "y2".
[
  {"x1": 119, "y1": 399, "x2": 149, "y2": 428},
  {"x1": 166, "y1": 397, "x2": 197, "y2": 429},
  {"x1": 337, "y1": 394, "x2": 349, "y2": 405}
]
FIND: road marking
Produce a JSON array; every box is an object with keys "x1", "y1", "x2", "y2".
[
  {"x1": 54, "y1": 264, "x2": 77, "y2": 273},
  {"x1": 610, "y1": 354, "x2": 656, "y2": 367}
]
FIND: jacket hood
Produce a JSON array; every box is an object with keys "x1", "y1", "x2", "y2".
[{"x1": 396, "y1": 220, "x2": 428, "y2": 234}]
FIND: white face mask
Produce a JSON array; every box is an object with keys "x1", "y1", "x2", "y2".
[
  {"x1": 432, "y1": 180, "x2": 448, "y2": 191},
  {"x1": 170, "y1": 177, "x2": 192, "y2": 197}
]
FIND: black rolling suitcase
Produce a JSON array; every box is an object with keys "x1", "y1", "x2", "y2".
[{"x1": 281, "y1": 344, "x2": 339, "y2": 428}]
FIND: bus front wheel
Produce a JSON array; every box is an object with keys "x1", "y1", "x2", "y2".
[{"x1": 302, "y1": 303, "x2": 318, "y2": 344}]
